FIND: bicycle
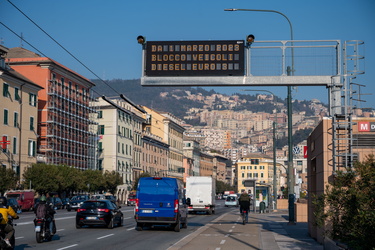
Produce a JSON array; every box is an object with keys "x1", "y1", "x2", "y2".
[{"x1": 242, "y1": 209, "x2": 248, "y2": 225}]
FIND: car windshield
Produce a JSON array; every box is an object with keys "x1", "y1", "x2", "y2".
[
  {"x1": 128, "y1": 195, "x2": 136, "y2": 199},
  {"x1": 81, "y1": 201, "x2": 108, "y2": 209},
  {"x1": 226, "y1": 196, "x2": 236, "y2": 201}
]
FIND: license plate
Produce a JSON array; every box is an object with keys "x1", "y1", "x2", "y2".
[
  {"x1": 35, "y1": 226, "x2": 41, "y2": 232},
  {"x1": 141, "y1": 210, "x2": 153, "y2": 213},
  {"x1": 86, "y1": 216, "x2": 97, "y2": 220}
]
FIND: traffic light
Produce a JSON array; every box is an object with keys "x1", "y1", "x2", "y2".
[
  {"x1": 246, "y1": 34, "x2": 255, "y2": 47},
  {"x1": 137, "y1": 35, "x2": 146, "y2": 45}
]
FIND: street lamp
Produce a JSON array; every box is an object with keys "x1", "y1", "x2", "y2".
[
  {"x1": 226, "y1": 8, "x2": 295, "y2": 224},
  {"x1": 241, "y1": 89, "x2": 278, "y2": 209}
]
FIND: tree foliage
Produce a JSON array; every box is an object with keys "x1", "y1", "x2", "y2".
[
  {"x1": 22, "y1": 163, "x2": 123, "y2": 196},
  {"x1": 216, "y1": 180, "x2": 235, "y2": 194},
  {"x1": 312, "y1": 154, "x2": 375, "y2": 249},
  {"x1": 0, "y1": 168, "x2": 18, "y2": 195}
]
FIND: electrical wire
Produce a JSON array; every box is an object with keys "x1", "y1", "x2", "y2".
[
  {"x1": 6, "y1": 0, "x2": 120, "y2": 96},
  {"x1": 4, "y1": 1, "x2": 179, "y2": 139}
]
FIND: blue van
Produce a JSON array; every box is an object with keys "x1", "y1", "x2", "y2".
[{"x1": 134, "y1": 177, "x2": 188, "y2": 232}]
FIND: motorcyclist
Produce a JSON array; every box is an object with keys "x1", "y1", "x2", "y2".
[
  {"x1": 0, "y1": 196, "x2": 19, "y2": 247},
  {"x1": 239, "y1": 191, "x2": 251, "y2": 223},
  {"x1": 34, "y1": 195, "x2": 56, "y2": 235}
]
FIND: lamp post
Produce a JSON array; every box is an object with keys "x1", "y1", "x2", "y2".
[
  {"x1": 241, "y1": 89, "x2": 278, "y2": 209},
  {"x1": 226, "y1": 8, "x2": 295, "y2": 224}
]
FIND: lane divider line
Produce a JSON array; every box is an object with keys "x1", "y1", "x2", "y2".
[
  {"x1": 97, "y1": 234, "x2": 114, "y2": 240},
  {"x1": 56, "y1": 244, "x2": 78, "y2": 250}
]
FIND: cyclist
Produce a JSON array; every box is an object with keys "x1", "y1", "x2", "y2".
[
  {"x1": 239, "y1": 191, "x2": 250, "y2": 223},
  {"x1": 0, "y1": 196, "x2": 19, "y2": 247}
]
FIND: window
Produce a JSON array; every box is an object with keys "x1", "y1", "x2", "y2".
[
  {"x1": 13, "y1": 112, "x2": 18, "y2": 127},
  {"x1": 297, "y1": 161, "x2": 303, "y2": 166},
  {"x1": 14, "y1": 87, "x2": 20, "y2": 101},
  {"x1": 250, "y1": 159, "x2": 259, "y2": 164},
  {"x1": 98, "y1": 125, "x2": 105, "y2": 135},
  {"x1": 98, "y1": 111, "x2": 103, "y2": 118},
  {"x1": 98, "y1": 142, "x2": 103, "y2": 151},
  {"x1": 28, "y1": 140, "x2": 36, "y2": 156},
  {"x1": 30, "y1": 117, "x2": 34, "y2": 130},
  {"x1": 261, "y1": 173, "x2": 264, "y2": 178},
  {"x1": 12, "y1": 137, "x2": 17, "y2": 154},
  {"x1": 3, "y1": 109, "x2": 8, "y2": 125},
  {"x1": 29, "y1": 93, "x2": 37, "y2": 107},
  {"x1": 3, "y1": 83, "x2": 10, "y2": 97}
]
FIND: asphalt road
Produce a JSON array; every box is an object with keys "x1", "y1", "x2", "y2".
[{"x1": 13, "y1": 200, "x2": 230, "y2": 250}]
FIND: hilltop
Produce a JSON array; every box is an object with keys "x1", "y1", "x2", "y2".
[{"x1": 92, "y1": 79, "x2": 325, "y2": 126}]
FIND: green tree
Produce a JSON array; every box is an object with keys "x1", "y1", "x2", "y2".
[
  {"x1": 82, "y1": 170, "x2": 105, "y2": 194},
  {"x1": 216, "y1": 180, "x2": 235, "y2": 194},
  {"x1": 23, "y1": 163, "x2": 60, "y2": 195},
  {"x1": 103, "y1": 170, "x2": 123, "y2": 195},
  {"x1": 313, "y1": 154, "x2": 375, "y2": 249},
  {"x1": 0, "y1": 168, "x2": 18, "y2": 195},
  {"x1": 132, "y1": 172, "x2": 151, "y2": 190}
]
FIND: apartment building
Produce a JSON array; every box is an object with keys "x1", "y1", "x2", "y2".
[
  {"x1": 7, "y1": 47, "x2": 97, "y2": 169},
  {"x1": 142, "y1": 106, "x2": 185, "y2": 179},
  {"x1": 141, "y1": 131, "x2": 169, "y2": 177},
  {"x1": 95, "y1": 96, "x2": 148, "y2": 199},
  {"x1": 1, "y1": 45, "x2": 43, "y2": 179},
  {"x1": 199, "y1": 151, "x2": 214, "y2": 177},
  {"x1": 183, "y1": 140, "x2": 201, "y2": 176},
  {"x1": 235, "y1": 153, "x2": 274, "y2": 205}
]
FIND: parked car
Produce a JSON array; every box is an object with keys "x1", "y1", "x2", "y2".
[
  {"x1": 7, "y1": 198, "x2": 21, "y2": 213},
  {"x1": 75, "y1": 200, "x2": 123, "y2": 229},
  {"x1": 47, "y1": 197, "x2": 63, "y2": 209},
  {"x1": 61, "y1": 198, "x2": 70, "y2": 209},
  {"x1": 225, "y1": 195, "x2": 239, "y2": 207},
  {"x1": 67, "y1": 195, "x2": 89, "y2": 212}
]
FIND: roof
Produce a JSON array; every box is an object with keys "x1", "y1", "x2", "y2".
[{"x1": 7, "y1": 47, "x2": 95, "y2": 87}]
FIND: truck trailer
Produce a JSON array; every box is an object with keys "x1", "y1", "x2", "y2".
[{"x1": 186, "y1": 176, "x2": 216, "y2": 215}]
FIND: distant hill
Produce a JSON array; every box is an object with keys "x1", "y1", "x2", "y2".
[{"x1": 92, "y1": 79, "x2": 321, "y2": 123}]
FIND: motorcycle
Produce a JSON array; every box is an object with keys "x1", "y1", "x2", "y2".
[
  {"x1": 34, "y1": 218, "x2": 55, "y2": 243},
  {"x1": 0, "y1": 217, "x2": 16, "y2": 250}
]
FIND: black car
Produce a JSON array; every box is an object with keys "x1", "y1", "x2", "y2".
[
  {"x1": 75, "y1": 200, "x2": 123, "y2": 229},
  {"x1": 7, "y1": 198, "x2": 21, "y2": 213},
  {"x1": 67, "y1": 195, "x2": 89, "y2": 212}
]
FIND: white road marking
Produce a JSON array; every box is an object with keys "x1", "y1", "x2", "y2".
[
  {"x1": 56, "y1": 244, "x2": 78, "y2": 250},
  {"x1": 220, "y1": 240, "x2": 226, "y2": 244},
  {"x1": 97, "y1": 234, "x2": 114, "y2": 240},
  {"x1": 127, "y1": 227, "x2": 135, "y2": 231},
  {"x1": 17, "y1": 216, "x2": 76, "y2": 225},
  {"x1": 15, "y1": 236, "x2": 24, "y2": 239},
  {"x1": 57, "y1": 229, "x2": 65, "y2": 232}
]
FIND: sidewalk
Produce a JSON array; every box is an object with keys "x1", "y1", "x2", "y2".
[{"x1": 169, "y1": 209, "x2": 323, "y2": 250}]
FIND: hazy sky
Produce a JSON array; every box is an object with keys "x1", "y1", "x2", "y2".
[{"x1": 1, "y1": 0, "x2": 374, "y2": 108}]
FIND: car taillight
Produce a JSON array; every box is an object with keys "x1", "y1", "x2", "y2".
[
  {"x1": 135, "y1": 198, "x2": 139, "y2": 212},
  {"x1": 174, "y1": 199, "x2": 179, "y2": 213},
  {"x1": 77, "y1": 208, "x2": 86, "y2": 212},
  {"x1": 97, "y1": 209, "x2": 110, "y2": 213}
]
